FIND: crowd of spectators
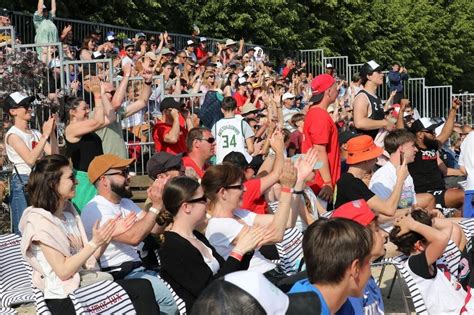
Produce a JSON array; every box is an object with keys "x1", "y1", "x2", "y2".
[{"x1": 1, "y1": 2, "x2": 474, "y2": 314}]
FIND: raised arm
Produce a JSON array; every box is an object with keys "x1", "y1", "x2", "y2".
[
  {"x1": 123, "y1": 69, "x2": 153, "y2": 118},
  {"x1": 51, "y1": 0, "x2": 56, "y2": 16},
  {"x1": 37, "y1": 0, "x2": 44, "y2": 15},
  {"x1": 436, "y1": 99, "x2": 460, "y2": 145}
]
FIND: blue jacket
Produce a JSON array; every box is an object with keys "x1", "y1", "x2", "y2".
[
  {"x1": 388, "y1": 70, "x2": 409, "y2": 93},
  {"x1": 289, "y1": 279, "x2": 331, "y2": 315}
]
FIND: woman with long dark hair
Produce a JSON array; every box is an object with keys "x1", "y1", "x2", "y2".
[
  {"x1": 19, "y1": 154, "x2": 159, "y2": 314},
  {"x1": 61, "y1": 78, "x2": 115, "y2": 211},
  {"x1": 158, "y1": 176, "x2": 265, "y2": 310}
]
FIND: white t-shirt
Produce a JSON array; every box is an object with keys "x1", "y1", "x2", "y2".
[
  {"x1": 369, "y1": 161, "x2": 417, "y2": 209},
  {"x1": 81, "y1": 195, "x2": 142, "y2": 268},
  {"x1": 459, "y1": 131, "x2": 474, "y2": 190},
  {"x1": 212, "y1": 117, "x2": 254, "y2": 164},
  {"x1": 5, "y1": 126, "x2": 42, "y2": 175},
  {"x1": 282, "y1": 107, "x2": 300, "y2": 132},
  {"x1": 205, "y1": 209, "x2": 276, "y2": 273}
]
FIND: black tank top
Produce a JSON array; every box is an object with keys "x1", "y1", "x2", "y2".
[
  {"x1": 355, "y1": 90, "x2": 385, "y2": 139},
  {"x1": 407, "y1": 145, "x2": 445, "y2": 193},
  {"x1": 66, "y1": 132, "x2": 103, "y2": 172}
]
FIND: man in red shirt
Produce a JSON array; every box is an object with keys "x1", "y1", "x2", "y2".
[
  {"x1": 182, "y1": 127, "x2": 215, "y2": 179},
  {"x1": 302, "y1": 74, "x2": 340, "y2": 205},
  {"x1": 195, "y1": 37, "x2": 213, "y2": 66},
  {"x1": 152, "y1": 98, "x2": 188, "y2": 154}
]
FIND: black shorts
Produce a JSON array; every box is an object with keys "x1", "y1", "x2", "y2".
[{"x1": 427, "y1": 189, "x2": 447, "y2": 208}]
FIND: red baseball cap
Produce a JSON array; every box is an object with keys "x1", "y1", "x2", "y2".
[
  {"x1": 332, "y1": 199, "x2": 375, "y2": 227},
  {"x1": 309, "y1": 74, "x2": 336, "y2": 103}
]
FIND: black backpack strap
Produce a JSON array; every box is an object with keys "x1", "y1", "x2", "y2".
[{"x1": 286, "y1": 292, "x2": 321, "y2": 314}]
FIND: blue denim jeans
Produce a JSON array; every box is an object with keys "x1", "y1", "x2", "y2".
[
  {"x1": 9, "y1": 174, "x2": 29, "y2": 235},
  {"x1": 125, "y1": 267, "x2": 178, "y2": 315}
]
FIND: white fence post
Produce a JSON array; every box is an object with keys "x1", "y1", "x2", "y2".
[{"x1": 298, "y1": 49, "x2": 324, "y2": 76}]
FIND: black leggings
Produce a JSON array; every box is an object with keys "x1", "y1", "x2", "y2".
[{"x1": 45, "y1": 279, "x2": 159, "y2": 314}]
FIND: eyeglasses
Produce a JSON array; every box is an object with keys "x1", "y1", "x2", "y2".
[
  {"x1": 224, "y1": 183, "x2": 244, "y2": 190},
  {"x1": 184, "y1": 195, "x2": 208, "y2": 204},
  {"x1": 104, "y1": 169, "x2": 130, "y2": 177},
  {"x1": 207, "y1": 75, "x2": 215, "y2": 79},
  {"x1": 199, "y1": 137, "x2": 215, "y2": 144},
  {"x1": 126, "y1": 49, "x2": 135, "y2": 52}
]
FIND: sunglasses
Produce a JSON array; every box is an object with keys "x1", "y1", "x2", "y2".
[
  {"x1": 199, "y1": 137, "x2": 215, "y2": 144},
  {"x1": 184, "y1": 195, "x2": 208, "y2": 204},
  {"x1": 104, "y1": 169, "x2": 130, "y2": 177},
  {"x1": 179, "y1": 55, "x2": 187, "y2": 58},
  {"x1": 126, "y1": 49, "x2": 135, "y2": 52},
  {"x1": 224, "y1": 183, "x2": 244, "y2": 190}
]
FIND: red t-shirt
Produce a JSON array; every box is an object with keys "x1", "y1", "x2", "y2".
[
  {"x1": 152, "y1": 114, "x2": 187, "y2": 154},
  {"x1": 241, "y1": 178, "x2": 268, "y2": 215},
  {"x1": 282, "y1": 66, "x2": 291, "y2": 78},
  {"x1": 302, "y1": 106, "x2": 341, "y2": 194},
  {"x1": 195, "y1": 47, "x2": 207, "y2": 65},
  {"x1": 288, "y1": 130, "x2": 303, "y2": 155},
  {"x1": 233, "y1": 92, "x2": 247, "y2": 111},
  {"x1": 182, "y1": 156, "x2": 207, "y2": 179}
]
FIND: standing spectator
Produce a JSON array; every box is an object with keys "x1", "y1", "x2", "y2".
[
  {"x1": 353, "y1": 60, "x2": 393, "y2": 139},
  {"x1": 33, "y1": 0, "x2": 58, "y2": 57},
  {"x1": 79, "y1": 36, "x2": 96, "y2": 61},
  {"x1": 183, "y1": 127, "x2": 215, "y2": 179},
  {"x1": 185, "y1": 40, "x2": 197, "y2": 63},
  {"x1": 122, "y1": 39, "x2": 136, "y2": 66},
  {"x1": 388, "y1": 62, "x2": 408, "y2": 104},
  {"x1": 63, "y1": 79, "x2": 114, "y2": 211},
  {"x1": 233, "y1": 77, "x2": 250, "y2": 110},
  {"x1": 302, "y1": 74, "x2": 340, "y2": 206},
  {"x1": 325, "y1": 63, "x2": 335, "y2": 77},
  {"x1": 195, "y1": 37, "x2": 212, "y2": 66},
  {"x1": 4, "y1": 92, "x2": 58, "y2": 234},
  {"x1": 288, "y1": 113, "x2": 305, "y2": 156},
  {"x1": 212, "y1": 97, "x2": 254, "y2": 164},
  {"x1": 0, "y1": 8, "x2": 15, "y2": 47},
  {"x1": 153, "y1": 97, "x2": 190, "y2": 154}
]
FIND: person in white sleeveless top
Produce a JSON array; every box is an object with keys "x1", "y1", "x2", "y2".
[
  {"x1": 212, "y1": 96, "x2": 254, "y2": 164},
  {"x1": 3, "y1": 91, "x2": 58, "y2": 234},
  {"x1": 390, "y1": 209, "x2": 470, "y2": 314}
]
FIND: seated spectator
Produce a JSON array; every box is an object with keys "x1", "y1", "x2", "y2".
[
  {"x1": 407, "y1": 100, "x2": 465, "y2": 212},
  {"x1": 390, "y1": 209, "x2": 473, "y2": 314},
  {"x1": 158, "y1": 176, "x2": 264, "y2": 310},
  {"x1": 153, "y1": 97, "x2": 190, "y2": 154},
  {"x1": 332, "y1": 199, "x2": 387, "y2": 315},
  {"x1": 288, "y1": 217, "x2": 373, "y2": 314},
  {"x1": 183, "y1": 127, "x2": 215, "y2": 179},
  {"x1": 281, "y1": 92, "x2": 300, "y2": 132},
  {"x1": 19, "y1": 155, "x2": 158, "y2": 314},
  {"x1": 338, "y1": 130, "x2": 358, "y2": 173},
  {"x1": 370, "y1": 129, "x2": 436, "y2": 211},
  {"x1": 334, "y1": 135, "x2": 409, "y2": 220},
  {"x1": 81, "y1": 154, "x2": 178, "y2": 314},
  {"x1": 212, "y1": 97, "x2": 254, "y2": 164},
  {"x1": 202, "y1": 161, "x2": 298, "y2": 285}
]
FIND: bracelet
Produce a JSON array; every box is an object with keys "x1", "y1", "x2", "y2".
[
  {"x1": 144, "y1": 81, "x2": 152, "y2": 85},
  {"x1": 292, "y1": 189, "x2": 304, "y2": 195},
  {"x1": 88, "y1": 241, "x2": 99, "y2": 250},
  {"x1": 149, "y1": 207, "x2": 160, "y2": 215},
  {"x1": 280, "y1": 186, "x2": 291, "y2": 194},
  {"x1": 229, "y1": 251, "x2": 243, "y2": 261}
]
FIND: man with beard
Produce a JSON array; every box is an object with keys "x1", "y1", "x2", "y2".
[
  {"x1": 407, "y1": 99, "x2": 465, "y2": 213},
  {"x1": 81, "y1": 154, "x2": 178, "y2": 314}
]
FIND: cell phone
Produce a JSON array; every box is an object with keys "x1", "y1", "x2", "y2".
[{"x1": 400, "y1": 151, "x2": 405, "y2": 164}]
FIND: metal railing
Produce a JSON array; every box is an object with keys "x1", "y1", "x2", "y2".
[
  {"x1": 404, "y1": 78, "x2": 425, "y2": 113},
  {"x1": 0, "y1": 26, "x2": 16, "y2": 50},
  {"x1": 297, "y1": 49, "x2": 324, "y2": 76},
  {"x1": 452, "y1": 93, "x2": 474, "y2": 125},
  {"x1": 347, "y1": 63, "x2": 362, "y2": 82},
  {"x1": 323, "y1": 55, "x2": 349, "y2": 80},
  {"x1": 424, "y1": 85, "x2": 453, "y2": 118}
]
